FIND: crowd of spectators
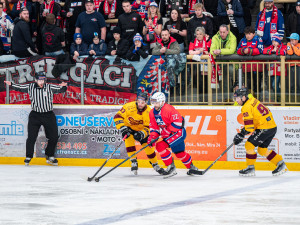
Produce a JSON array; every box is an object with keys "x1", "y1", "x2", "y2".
[{"x1": 0, "y1": 0, "x2": 299, "y2": 59}]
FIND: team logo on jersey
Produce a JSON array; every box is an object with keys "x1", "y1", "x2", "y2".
[
  {"x1": 91, "y1": 18, "x2": 97, "y2": 22},
  {"x1": 128, "y1": 117, "x2": 143, "y2": 125},
  {"x1": 154, "y1": 115, "x2": 165, "y2": 126},
  {"x1": 201, "y1": 21, "x2": 206, "y2": 25},
  {"x1": 243, "y1": 112, "x2": 249, "y2": 117},
  {"x1": 287, "y1": 46, "x2": 290, "y2": 50},
  {"x1": 132, "y1": 17, "x2": 137, "y2": 21}
]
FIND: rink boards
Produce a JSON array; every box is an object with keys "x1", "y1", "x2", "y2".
[{"x1": 0, "y1": 105, "x2": 300, "y2": 171}]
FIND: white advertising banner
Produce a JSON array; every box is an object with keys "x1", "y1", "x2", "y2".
[
  {"x1": 1, "y1": 105, "x2": 299, "y2": 163},
  {"x1": 227, "y1": 107, "x2": 300, "y2": 163}
]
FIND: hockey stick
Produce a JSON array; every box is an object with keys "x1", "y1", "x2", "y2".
[
  {"x1": 198, "y1": 143, "x2": 234, "y2": 175},
  {"x1": 87, "y1": 135, "x2": 127, "y2": 182},
  {"x1": 94, "y1": 137, "x2": 159, "y2": 182}
]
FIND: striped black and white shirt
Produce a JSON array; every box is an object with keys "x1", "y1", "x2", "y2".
[{"x1": 11, "y1": 83, "x2": 67, "y2": 113}]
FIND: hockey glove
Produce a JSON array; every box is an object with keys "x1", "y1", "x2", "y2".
[
  {"x1": 120, "y1": 126, "x2": 131, "y2": 139},
  {"x1": 233, "y1": 128, "x2": 249, "y2": 145},
  {"x1": 161, "y1": 128, "x2": 171, "y2": 139},
  {"x1": 147, "y1": 132, "x2": 159, "y2": 147},
  {"x1": 133, "y1": 131, "x2": 145, "y2": 142}
]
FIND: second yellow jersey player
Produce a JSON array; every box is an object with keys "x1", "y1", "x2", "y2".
[
  {"x1": 233, "y1": 88, "x2": 288, "y2": 176},
  {"x1": 114, "y1": 93, "x2": 165, "y2": 175}
]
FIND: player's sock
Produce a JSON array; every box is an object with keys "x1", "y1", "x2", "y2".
[
  {"x1": 175, "y1": 151, "x2": 192, "y2": 169},
  {"x1": 246, "y1": 153, "x2": 257, "y2": 166},
  {"x1": 267, "y1": 150, "x2": 283, "y2": 165},
  {"x1": 156, "y1": 141, "x2": 173, "y2": 166}
]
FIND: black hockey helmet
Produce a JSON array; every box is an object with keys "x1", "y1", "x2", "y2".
[
  {"x1": 35, "y1": 71, "x2": 46, "y2": 80},
  {"x1": 234, "y1": 88, "x2": 248, "y2": 98},
  {"x1": 137, "y1": 92, "x2": 149, "y2": 102}
]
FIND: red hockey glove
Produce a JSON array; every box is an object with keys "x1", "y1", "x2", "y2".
[{"x1": 147, "y1": 132, "x2": 159, "y2": 147}]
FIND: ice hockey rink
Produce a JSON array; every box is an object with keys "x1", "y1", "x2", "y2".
[{"x1": 1, "y1": 165, "x2": 299, "y2": 225}]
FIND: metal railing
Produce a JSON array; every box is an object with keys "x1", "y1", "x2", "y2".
[{"x1": 168, "y1": 55, "x2": 300, "y2": 106}]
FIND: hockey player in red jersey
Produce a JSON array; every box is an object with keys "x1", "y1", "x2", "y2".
[{"x1": 147, "y1": 92, "x2": 200, "y2": 177}]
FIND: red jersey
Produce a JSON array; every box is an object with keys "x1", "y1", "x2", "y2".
[{"x1": 149, "y1": 104, "x2": 183, "y2": 135}]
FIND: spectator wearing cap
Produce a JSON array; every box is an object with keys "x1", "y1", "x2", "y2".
[
  {"x1": 41, "y1": 13, "x2": 65, "y2": 56},
  {"x1": 70, "y1": 33, "x2": 88, "y2": 60},
  {"x1": 255, "y1": 0, "x2": 284, "y2": 47},
  {"x1": 11, "y1": 7, "x2": 37, "y2": 58},
  {"x1": 4, "y1": 72, "x2": 67, "y2": 166},
  {"x1": 117, "y1": 0, "x2": 144, "y2": 43},
  {"x1": 152, "y1": 29, "x2": 180, "y2": 55},
  {"x1": 99, "y1": 0, "x2": 124, "y2": 43},
  {"x1": 61, "y1": 0, "x2": 85, "y2": 50},
  {"x1": 11, "y1": 0, "x2": 36, "y2": 36},
  {"x1": 75, "y1": 0, "x2": 106, "y2": 45},
  {"x1": 286, "y1": 0, "x2": 300, "y2": 38},
  {"x1": 107, "y1": 26, "x2": 129, "y2": 58},
  {"x1": 263, "y1": 33, "x2": 287, "y2": 96},
  {"x1": 126, "y1": 33, "x2": 149, "y2": 61},
  {"x1": 164, "y1": 8, "x2": 187, "y2": 53},
  {"x1": 142, "y1": 2, "x2": 162, "y2": 50},
  {"x1": 286, "y1": 33, "x2": 300, "y2": 100},
  {"x1": 88, "y1": 32, "x2": 107, "y2": 57}
]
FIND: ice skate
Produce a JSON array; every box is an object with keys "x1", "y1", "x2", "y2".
[
  {"x1": 150, "y1": 162, "x2": 166, "y2": 175},
  {"x1": 24, "y1": 157, "x2": 31, "y2": 166},
  {"x1": 272, "y1": 161, "x2": 288, "y2": 176},
  {"x1": 239, "y1": 165, "x2": 255, "y2": 176},
  {"x1": 131, "y1": 159, "x2": 138, "y2": 175},
  {"x1": 46, "y1": 156, "x2": 58, "y2": 166},
  {"x1": 187, "y1": 163, "x2": 202, "y2": 175},
  {"x1": 163, "y1": 161, "x2": 177, "y2": 179}
]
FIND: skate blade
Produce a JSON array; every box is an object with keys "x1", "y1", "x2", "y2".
[
  {"x1": 187, "y1": 170, "x2": 203, "y2": 175},
  {"x1": 163, "y1": 171, "x2": 177, "y2": 179},
  {"x1": 239, "y1": 173, "x2": 255, "y2": 177},
  {"x1": 273, "y1": 168, "x2": 288, "y2": 176},
  {"x1": 25, "y1": 163, "x2": 29, "y2": 166},
  {"x1": 46, "y1": 160, "x2": 58, "y2": 166},
  {"x1": 131, "y1": 170, "x2": 138, "y2": 176}
]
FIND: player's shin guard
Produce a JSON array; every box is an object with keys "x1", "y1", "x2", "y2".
[
  {"x1": 175, "y1": 151, "x2": 192, "y2": 169},
  {"x1": 266, "y1": 150, "x2": 283, "y2": 166},
  {"x1": 245, "y1": 141, "x2": 257, "y2": 166},
  {"x1": 156, "y1": 141, "x2": 173, "y2": 166}
]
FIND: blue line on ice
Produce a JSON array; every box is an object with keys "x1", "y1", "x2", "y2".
[{"x1": 78, "y1": 175, "x2": 299, "y2": 225}]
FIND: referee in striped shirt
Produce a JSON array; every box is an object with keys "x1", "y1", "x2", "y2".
[{"x1": 4, "y1": 72, "x2": 67, "y2": 166}]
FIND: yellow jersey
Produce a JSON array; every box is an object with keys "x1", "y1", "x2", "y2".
[
  {"x1": 241, "y1": 97, "x2": 277, "y2": 132},
  {"x1": 114, "y1": 101, "x2": 151, "y2": 137}
]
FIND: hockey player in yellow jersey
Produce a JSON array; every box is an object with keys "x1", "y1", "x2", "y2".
[
  {"x1": 114, "y1": 92, "x2": 165, "y2": 175},
  {"x1": 233, "y1": 88, "x2": 288, "y2": 176}
]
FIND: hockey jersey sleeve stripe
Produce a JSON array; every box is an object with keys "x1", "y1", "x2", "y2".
[
  {"x1": 244, "y1": 120, "x2": 254, "y2": 125},
  {"x1": 171, "y1": 122, "x2": 182, "y2": 129},
  {"x1": 150, "y1": 130, "x2": 160, "y2": 135},
  {"x1": 114, "y1": 114, "x2": 124, "y2": 120}
]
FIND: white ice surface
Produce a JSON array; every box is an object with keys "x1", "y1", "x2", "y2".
[{"x1": 0, "y1": 165, "x2": 300, "y2": 225}]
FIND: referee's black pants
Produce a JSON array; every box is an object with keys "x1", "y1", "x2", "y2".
[{"x1": 26, "y1": 111, "x2": 59, "y2": 158}]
